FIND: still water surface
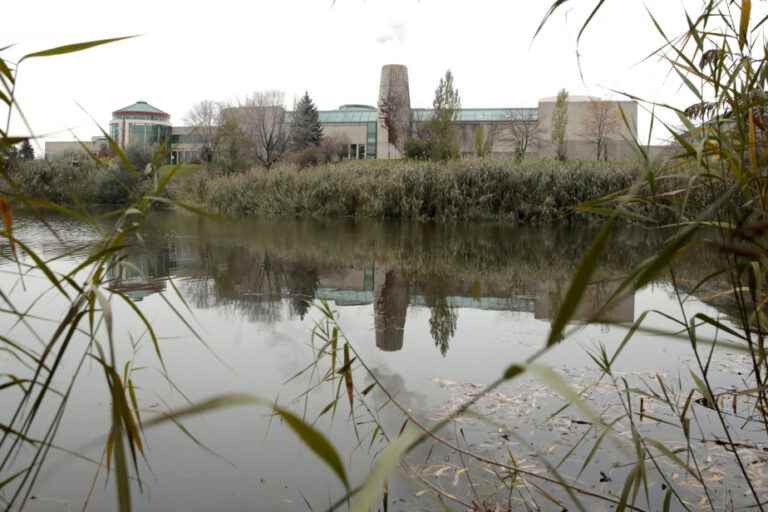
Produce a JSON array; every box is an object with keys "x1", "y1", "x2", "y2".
[{"x1": 0, "y1": 211, "x2": 741, "y2": 511}]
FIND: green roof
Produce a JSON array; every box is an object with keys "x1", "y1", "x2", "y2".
[
  {"x1": 287, "y1": 107, "x2": 539, "y2": 125},
  {"x1": 317, "y1": 110, "x2": 378, "y2": 123},
  {"x1": 413, "y1": 108, "x2": 538, "y2": 122},
  {"x1": 113, "y1": 100, "x2": 169, "y2": 117}
]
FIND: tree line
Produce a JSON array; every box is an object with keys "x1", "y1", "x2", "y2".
[
  {"x1": 185, "y1": 91, "x2": 348, "y2": 173},
  {"x1": 182, "y1": 71, "x2": 624, "y2": 172}
]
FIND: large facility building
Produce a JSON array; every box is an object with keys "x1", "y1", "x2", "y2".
[
  {"x1": 109, "y1": 101, "x2": 172, "y2": 149},
  {"x1": 45, "y1": 64, "x2": 639, "y2": 162}
]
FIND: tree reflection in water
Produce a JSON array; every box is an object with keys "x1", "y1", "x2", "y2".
[
  {"x1": 89, "y1": 213, "x2": 725, "y2": 357},
  {"x1": 424, "y1": 278, "x2": 458, "y2": 357}
]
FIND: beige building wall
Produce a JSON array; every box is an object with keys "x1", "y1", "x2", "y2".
[
  {"x1": 409, "y1": 97, "x2": 640, "y2": 161},
  {"x1": 44, "y1": 140, "x2": 103, "y2": 160},
  {"x1": 322, "y1": 124, "x2": 367, "y2": 145},
  {"x1": 322, "y1": 123, "x2": 372, "y2": 159},
  {"x1": 535, "y1": 97, "x2": 638, "y2": 160}
]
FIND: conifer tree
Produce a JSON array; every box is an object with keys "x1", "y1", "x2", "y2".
[
  {"x1": 289, "y1": 92, "x2": 323, "y2": 151},
  {"x1": 551, "y1": 89, "x2": 569, "y2": 161},
  {"x1": 429, "y1": 70, "x2": 461, "y2": 160},
  {"x1": 19, "y1": 139, "x2": 34, "y2": 161}
]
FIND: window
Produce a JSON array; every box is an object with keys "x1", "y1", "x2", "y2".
[
  {"x1": 357, "y1": 144, "x2": 365, "y2": 160},
  {"x1": 366, "y1": 122, "x2": 377, "y2": 159}
]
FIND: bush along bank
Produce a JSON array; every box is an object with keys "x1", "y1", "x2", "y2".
[
  {"x1": 170, "y1": 159, "x2": 712, "y2": 223},
  {"x1": 6, "y1": 158, "x2": 151, "y2": 205}
]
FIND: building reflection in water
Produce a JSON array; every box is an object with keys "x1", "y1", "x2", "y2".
[
  {"x1": 534, "y1": 281, "x2": 635, "y2": 324},
  {"x1": 105, "y1": 252, "x2": 171, "y2": 301},
  {"x1": 106, "y1": 235, "x2": 637, "y2": 355}
]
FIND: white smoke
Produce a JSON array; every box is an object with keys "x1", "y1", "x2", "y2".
[{"x1": 376, "y1": 21, "x2": 407, "y2": 45}]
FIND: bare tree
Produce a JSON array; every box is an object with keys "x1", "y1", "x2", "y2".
[
  {"x1": 232, "y1": 91, "x2": 289, "y2": 170},
  {"x1": 583, "y1": 100, "x2": 619, "y2": 160},
  {"x1": 184, "y1": 100, "x2": 222, "y2": 163},
  {"x1": 507, "y1": 120, "x2": 538, "y2": 161}
]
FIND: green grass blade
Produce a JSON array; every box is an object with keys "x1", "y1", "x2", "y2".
[
  {"x1": 546, "y1": 218, "x2": 614, "y2": 347},
  {"x1": 351, "y1": 427, "x2": 420, "y2": 512},
  {"x1": 20, "y1": 36, "x2": 138, "y2": 62}
]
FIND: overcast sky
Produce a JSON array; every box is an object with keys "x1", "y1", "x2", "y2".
[{"x1": 5, "y1": 0, "x2": 761, "y2": 149}]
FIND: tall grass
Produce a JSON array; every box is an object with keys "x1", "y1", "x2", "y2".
[
  {"x1": 171, "y1": 159, "x2": 691, "y2": 222},
  {"x1": 7, "y1": 158, "x2": 150, "y2": 204}
]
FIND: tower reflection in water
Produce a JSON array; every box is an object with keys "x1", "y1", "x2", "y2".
[{"x1": 105, "y1": 241, "x2": 636, "y2": 356}]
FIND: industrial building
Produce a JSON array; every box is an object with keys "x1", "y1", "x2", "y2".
[{"x1": 45, "y1": 64, "x2": 639, "y2": 162}]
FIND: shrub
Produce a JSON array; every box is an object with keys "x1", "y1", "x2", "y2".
[
  {"x1": 7, "y1": 158, "x2": 150, "y2": 204},
  {"x1": 405, "y1": 138, "x2": 431, "y2": 160}
]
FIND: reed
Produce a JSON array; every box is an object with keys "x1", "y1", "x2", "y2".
[{"x1": 171, "y1": 159, "x2": 667, "y2": 222}]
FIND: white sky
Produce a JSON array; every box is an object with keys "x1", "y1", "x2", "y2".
[{"x1": 4, "y1": 0, "x2": 759, "y2": 148}]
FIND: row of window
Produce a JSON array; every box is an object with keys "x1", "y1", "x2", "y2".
[
  {"x1": 348, "y1": 144, "x2": 366, "y2": 160},
  {"x1": 170, "y1": 151, "x2": 199, "y2": 164}
]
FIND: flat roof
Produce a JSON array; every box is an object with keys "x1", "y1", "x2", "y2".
[
  {"x1": 317, "y1": 110, "x2": 378, "y2": 123},
  {"x1": 413, "y1": 108, "x2": 538, "y2": 122},
  {"x1": 312, "y1": 107, "x2": 539, "y2": 124}
]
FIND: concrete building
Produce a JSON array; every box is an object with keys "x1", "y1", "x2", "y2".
[{"x1": 45, "y1": 65, "x2": 642, "y2": 161}]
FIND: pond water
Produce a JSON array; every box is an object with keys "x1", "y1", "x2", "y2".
[{"x1": 0, "y1": 211, "x2": 756, "y2": 511}]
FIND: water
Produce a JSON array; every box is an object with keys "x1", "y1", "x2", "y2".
[{"x1": 0, "y1": 211, "x2": 752, "y2": 511}]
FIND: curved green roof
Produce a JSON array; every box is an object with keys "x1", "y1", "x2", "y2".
[{"x1": 113, "y1": 100, "x2": 169, "y2": 117}]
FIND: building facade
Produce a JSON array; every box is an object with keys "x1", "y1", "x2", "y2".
[
  {"x1": 109, "y1": 100, "x2": 172, "y2": 149},
  {"x1": 45, "y1": 65, "x2": 641, "y2": 162}
]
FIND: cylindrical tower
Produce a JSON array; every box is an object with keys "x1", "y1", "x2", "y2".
[{"x1": 377, "y1": 64, "x2": 411, "y2": 157}]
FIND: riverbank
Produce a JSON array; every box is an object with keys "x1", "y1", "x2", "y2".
[
  {"x1": 10, "y1": 158, "x2": 712, "y2": 223},
  {"x1": 170, "y1": 159, "x2": 654, "y2": 222}
]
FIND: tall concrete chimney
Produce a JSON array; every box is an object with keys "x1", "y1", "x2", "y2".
[{"x1": 377, "y1": 64, "x2": 411, "y2": 158}]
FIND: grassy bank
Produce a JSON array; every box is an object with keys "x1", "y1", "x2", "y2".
[
  {"x1": 10, "y1": 158, "x2": 716, "y2": 223},
  {"x1": 171, "y1": 159, "x2": 654, "y2": 222}
]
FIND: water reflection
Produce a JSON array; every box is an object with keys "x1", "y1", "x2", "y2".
[
  {"x1": 37, "y1": 212, "x2": 716, "y2": 356},
  {"x1": 374, "y1": 270, "x2": 409, "y2": 352}
]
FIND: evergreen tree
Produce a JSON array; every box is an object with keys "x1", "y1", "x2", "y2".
[
  {"x1": 429, "y1": 70, "x2": 461, "y2": 160},
  {"x1": 289, "y1": 92, "x2": 323, "y2": 151},
  {"x1": 19, "y1": 140, "x2": 34, "y2": 161}
]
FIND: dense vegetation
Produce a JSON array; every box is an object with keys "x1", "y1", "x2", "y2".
[{"x1": 168, "y1": 158, "x2": 675, "y2": 222}]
